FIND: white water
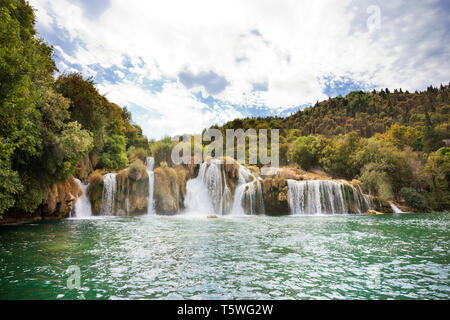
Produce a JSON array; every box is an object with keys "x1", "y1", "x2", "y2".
[
  {"x1": 390, "y1": 202, "x2": 403, "y2": 214},
  {"x1": 101, "y1": 173, "x2": 117, "y2": 215},
  {"x1": 231, "y1": 166, "x2": 265, "y2": 215},
  {"x1": 73, "y1": 178, "x2": 92, "y2": 217},
  {"x1": 184, "y1": 160, "x2": 265, "y2": 216},
  {"x1": 184, "y1": 159, "x2": 233, "y2": 216},
  {"x1": 146, "y1": 157, "x2": 156, "y2": 215},
  {"x1": 287, "y1": 180, "x2": 372, "y2": 215}
]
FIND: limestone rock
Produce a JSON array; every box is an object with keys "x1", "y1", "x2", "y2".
[
  {"x1": 261, "y1": 177, "x2": 290, "y2": 216},
  {"x1": 366, "y1": 210, "x2": 385, "y2": 215}
]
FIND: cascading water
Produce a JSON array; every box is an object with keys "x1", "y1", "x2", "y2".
[
  {"x1": 231, "y1": 166, "x2": 265, "y2": 215},
  {"x1": 184, "y1": 159, "x2": 233, "y2": 215},
  {"x1": 101, "y1": 173, "x2": 117, "y2": 215},
  {"x1": 146, "y1": 157, "x2": 155, "y2": 214},
  {"x1": 73, "y1": 178, "x2": 92, "y2": 217},
  {"x1": 390, "y1": 202, "x2": 403, "y2": 214},
  {"x1": 184, "y1": 159, "x2": 265, "y2": 216},
  {"x1": 287, "y1": 180, "x2": 372, "y2": 215}
]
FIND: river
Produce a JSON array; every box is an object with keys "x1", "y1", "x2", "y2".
[{"x1": 0, "y1": 213, "x2": 448, "y2": 299}]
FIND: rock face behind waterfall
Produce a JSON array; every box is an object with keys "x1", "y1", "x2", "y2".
[
  {"x1": 87, "y1": 160, "x2": 150, "y2": 216},
  {"x1": 154, "y1": 165, "x2": 189, "y2": 215},
  {"x1": 261, "y1": 177, "x2": 290, "y2": 216},
  {"x1": 115, "y1": 159, "x2": 149, "y2": 215}
]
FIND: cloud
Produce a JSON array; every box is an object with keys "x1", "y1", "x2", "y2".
[
  {"x1": 71, "y1": 0, "x2": 111, "y2": 20},
  {"x1": 178, "y1": 69, "x2": 230, "y2": 95},
  {"x1": 96, "y1": 80, "x2": 243, "y2": 139},
  {"x1": 251, "y1": 81, "x2": 269, "y2": 92},
  {"x1": 29, "y1": 0, "x2": 450, "y2": 139}
]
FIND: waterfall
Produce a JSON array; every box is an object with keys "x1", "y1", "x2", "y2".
[
  {"x1": 390, "y1": 202, "x2": 403, "y2": 214},
  {"x1": 101, "y1": 173, "x2": 117, "y2": 215},
  {"x1": 73, "y1": 178, "x2": 92, "y2": 217},
  {"x1": 146, "y1": 157, "x2": 155, "y2": 214},
  {"x1": 231, "y1": 166, "x2": 265, "y2": 215},
  {"x1": 287, "y1": 180, "x2": 372, "y2": 215},
  {"x1": 184, "y1": 159, "x2": 233, "y2": 215}
]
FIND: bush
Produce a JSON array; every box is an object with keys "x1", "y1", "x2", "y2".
[
  {"x1": 360, "y1": 166, "x2": 393, "y2": 201},
  {"x1": 400, "y1": 187, "x2": 428, "y2": 211},
  {"x1": 99, "y1": 135, "x2": 128, "y2": 169},
  {"x1": 150, "y1": 137, "x2": 175, "y2": 167},
  {"x1": 127, "y1": 147, "x2": 148, "y2": 163},
  {"x1": 128, "y1": 159, "x2": 146, "y2": 181},
  {"x1": 291, "y1": 136, "x2": 317, "y2": 170}
]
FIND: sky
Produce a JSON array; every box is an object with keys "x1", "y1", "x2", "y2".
[{"x1": 29, "y1": 0, "x2": 450, "y2": 140}]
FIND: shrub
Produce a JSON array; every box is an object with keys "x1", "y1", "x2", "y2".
[
  {"x1": 99, "y1": 135, "x2": 128, "y2": 170},
  {"x1": 127, "y1": 147, "x2": 148, "y2": 163},
  {"x1": 360, "y1": 166, "x2": 393, "y2": 201},
  {"x1": 128, "y1": 159, "x2": 146, "y2": 181},
  {"x1": 400, "y1": 187, "x2": 428, "y2": 211},
  {"x1": 291, "y1": 136, "x2": 317, "y2": 171}
]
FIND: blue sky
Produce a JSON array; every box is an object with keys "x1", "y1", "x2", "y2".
[{"x1": 30, "y1": 0, "x2": 449, "y2": 139}]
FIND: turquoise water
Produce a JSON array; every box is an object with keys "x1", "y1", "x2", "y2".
[{"x1": 0, "y1": 213, "x2": 449, "y2": 300}]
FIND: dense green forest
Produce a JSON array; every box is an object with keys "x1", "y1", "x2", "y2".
[
  {"x1": 0, "y1": 0, "x2": 149, "y2": 217},
  {"x1": 209, "y1": 86, "x2": 450, "y2": 211},
  {"x1": 0, "y1": 0, "x2": 448, "y2": 218}
]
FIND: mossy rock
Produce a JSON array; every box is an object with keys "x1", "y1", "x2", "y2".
[
  {"x1": 88, "y1": 170, "x2": 104, "y2": 215},
  {"x1": 261, "y1": 177, "x2": 290, "y2": 216}
]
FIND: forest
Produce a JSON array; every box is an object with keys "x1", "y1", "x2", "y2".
[
  {"x1": 0, "y1": 0, "x2": 148, "y2": 218},
  {"x1": 209, "y1": 86, "x2": 450, "y2": 211},
  {"x1": 0, "y1": 0, "x2": 449, "y2": 219}
]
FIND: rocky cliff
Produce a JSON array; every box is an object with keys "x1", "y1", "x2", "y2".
[
  {"x1": 153, "y1": 164, "x2": 190, "y2": 215},
  {"x1": 0, "y1": 176, "x2": 82, "y2": 225}
]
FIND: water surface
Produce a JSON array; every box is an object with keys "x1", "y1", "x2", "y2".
[{"x1": 0, "y1": 213, "x2": 449, "y2": 299}]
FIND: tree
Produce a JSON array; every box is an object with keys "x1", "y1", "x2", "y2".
[
  {"x1": 291, "y1": 136, "x2": 318, "y2": 171},
  {"x1": 99, "y1": 135, "x2": 128, "y2": 170},
  {"x1": 376, "y1": 123, "x2": 420, "y2": 150},
  {"x1": 400, "y1": 188, "x2": 428, "y2": 211},
  {"x1": 424, "y1": 147, "x2": 450, "y2": 210},
  {"x1": 0, "y1": 1, "x2": 93, "y2": 216}
]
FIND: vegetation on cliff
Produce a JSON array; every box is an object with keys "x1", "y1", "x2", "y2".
[
  {"x1": 0, "y1": 0, "x2": 149, "y2": 218},
  {"x1": 0, "y1": 1, "x2": 448, "y2": 218},
  {"x1": 0, "y1": 0, "x2": 92, "y2": 216},
  {"x1": 206, "y1": 88, "x2": 450, "y2": 211}
]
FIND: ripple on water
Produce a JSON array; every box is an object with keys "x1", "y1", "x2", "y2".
[{"x1": 0, "y1": 213, "x2": 448, "y2": 299}]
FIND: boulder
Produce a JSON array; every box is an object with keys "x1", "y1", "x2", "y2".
[
  {"x1": 261, "y1": 177, "x2": 290, "y2": 216},
  {"x1": 365, "y1": 210, "x2": 385, "y2": 215},
  {"x1": 154, "y1": 166, "x2": 188, "y2": 215}
]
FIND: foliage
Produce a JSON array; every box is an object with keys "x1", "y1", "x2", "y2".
[
  {"x1": 291, "y1": 136, "x2": 318, "y2": 171},
  {"x1": 360, "y1": 165, "x2": 394, "y2": 201},
  {"x1": 0, "y1": 0, "x2": 93, "y2": 216},
  {"x1": 127, "y1": 147, "x2": 148, "y2": 163},
  {"x1": 99, "y1": 135, "x2": 128, "y2": 170},
  {"x1": 374, "y1": 124, "x2": 421, "y2": 150},
  {"x1": 150, "y1": 137, "x2": 176, "y2": 166},
  {"x1": 400, "y1": 188, "x2": 428, "y2": 211},
  {"x1": 55, "y1": 73, "x2": 150, "y2": 163},
  {"x1": 424, "y1": 147, "x2": 450, "y2": 210}
]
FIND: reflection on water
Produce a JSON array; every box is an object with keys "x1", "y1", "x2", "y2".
[{"x1": 0, "y1": 213, "x2": 449, "y2": 300}]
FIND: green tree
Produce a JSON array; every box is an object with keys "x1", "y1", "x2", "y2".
[
  {"x1": 291, "y1": 136, "x2": 318, "y2": 171},
  {"x1": 424, "y1": 147, "x2": 450, "y2": 210},
  {"x1": 99, "y1": 135, "x2": 128, "y2": 170}
]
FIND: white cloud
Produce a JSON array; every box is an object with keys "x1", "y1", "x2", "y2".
[
  {"x1": 96, "y1": 81, "x2": 243, "y2": 139},
  {"x1": 29, "y1": 0, "x2": 450, "y2": 138}
]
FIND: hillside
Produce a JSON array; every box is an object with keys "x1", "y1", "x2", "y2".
[{"x1": 208, "y1": 87, "x2": 450, "y2": 211}]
